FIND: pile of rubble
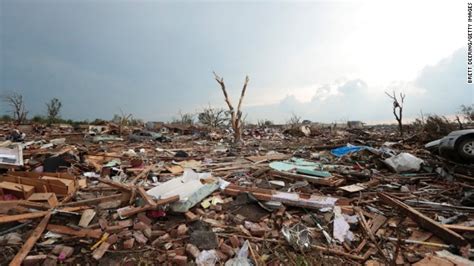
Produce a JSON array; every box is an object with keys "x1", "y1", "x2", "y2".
[{"x1": 0, "y1": 123, "x2": 473, "y2": 265}]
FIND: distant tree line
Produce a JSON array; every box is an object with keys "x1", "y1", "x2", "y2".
[{"x1": 1, "y1": 91, "x2": 472, "y2": 138}]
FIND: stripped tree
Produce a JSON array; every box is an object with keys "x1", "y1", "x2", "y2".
[
  {"x1": 112, "y1": 109, "x2": 133, "y2": 135},
  {"x1": 385, "y1": 90, "x2": 406, "y2": 137},
  {"x1": 213, "y1": 72, "x2": 249, "y2": 143},
  {"x1": 46, "y1": 98, "x2": 62, "y2": 124},
  {"x1": 2, "y1": 92, "x2": 28, "y2": 124}
]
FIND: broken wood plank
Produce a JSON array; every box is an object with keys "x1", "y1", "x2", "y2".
[
  {"x1": 356, "y1": 208, "x2": 389, "y2": 263},
  {"x1": 92, "y1": 242, "x2": 110, "y2": 260},
  {"x1": 137, "y1": 186, "x2": 156, "y2": 206},
  {"x1": 443, "y1": 224, "x2": 474, "y2": 233},
  {"x1": 378, "y1": 192, "x2": 467, "y2": 247},
  {"x1": 223, "y1": 184, "x2": 337, "y2": 209},
  {"x1": 98, "y1": 178, "x2": 132, "y2": 191},
  {"x1": 0, "y1": 211, "x2": 49, "y2": 224},
  {"x1": 47, "y1": 224, "x2": 102, "y2": 239},
  {"x1": 9, "y1": 212, "x2": 51, "y2": 266},
  {"x1": 312, "y1": 245, "x2": 366, "y2": 261},
  {"x1": 61, "y1": 193, "x2": 127, "y2": 207},
  {"x1": 27, "y1": 193, "x2": 58, "y2": 207},
  {"x1": 79, "y1": 209, "x2": 96, "y2": 228},
  {"x1": 130, "y1": 165, "x2": 154, "y2": 185},
  {"x1": 246, "y1": 153, "x2": 289, "y2": 163}
]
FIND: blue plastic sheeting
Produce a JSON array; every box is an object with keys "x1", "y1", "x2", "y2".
[{"x1": 331, "y1": 144, "x2": 369, "y2": 157}]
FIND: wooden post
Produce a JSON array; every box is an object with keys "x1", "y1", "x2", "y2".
[{"x1": 9, "y1": 212, "x2": 51, "y2": 266}]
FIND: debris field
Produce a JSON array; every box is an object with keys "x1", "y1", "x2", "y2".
[{"x1": 0, "y1": 123, "x2": 473, "y2": 265}]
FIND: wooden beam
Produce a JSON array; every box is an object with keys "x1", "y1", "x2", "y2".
[
  {"x1": 61, "y1": 193, "x2": 127, "y2": 207},
  {"x1": 46, "y1": 224, "x2": 102, "y2": 239},
  {"x1": 0, "y1": 211, "x2": 49, "y2": 224},
  {"x1": 312, "y1": 245, "x2": 365, "y2": 261},
  {"x1": 137, "y1": 186, "x2": 156, "y2": 206},
  {"x1": 130, "y1": 165, "x2": 154, "y2": 185},
  {"x1": 443, "y1": 224, "x2": 474, "y2": 233},
  {"x1": 9, "y1": 212, "x2": 51, "y2": 266},
  {"x1": 98, "y1": 178, "x2": 132, "y2": 191},
  {"x1": 378, "y1": 192, "x2": 467, "y2": 247},
  {"x1": 223, "y1": 184, "x2": 338, "y2": 209}
]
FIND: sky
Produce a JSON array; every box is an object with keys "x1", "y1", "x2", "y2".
[{"x1": 0, "y1": 0, "x2": 472, "y2": 124}]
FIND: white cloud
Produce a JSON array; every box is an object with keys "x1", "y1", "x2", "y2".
[{"x1": 245, "y1": 47, "x2": 469, "y2": 124}]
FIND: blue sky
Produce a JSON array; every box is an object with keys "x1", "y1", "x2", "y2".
[{"x1": 0, "y1": 0, "x2": 471, "y2": 123}]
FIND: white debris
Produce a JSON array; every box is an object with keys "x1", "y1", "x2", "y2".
[
  {"x1": 384, "y1": 152, "x2": 424, "y2": 173},
  {"x1": 333, "y1": 206, "x2": 354, "y2": 242}
]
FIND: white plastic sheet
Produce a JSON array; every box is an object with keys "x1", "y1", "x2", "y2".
[{"x1": 384, "y1": 152, "x2": 424, "y2": 173}]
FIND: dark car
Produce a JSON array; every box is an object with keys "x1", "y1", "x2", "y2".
[
  {"x1": 128, "y1": 130, "x2": 170, "y2": 142},
  {"x1": 425, "y1": 129, "x2": 474, "y2": 163}
]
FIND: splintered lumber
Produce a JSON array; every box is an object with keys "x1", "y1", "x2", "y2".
[
  {"x1": 0, "y1": 211, "x2": 49, "y2": 224},
  {"x1": 356, "y1": 209, "x2": 389, "y2": 263},
  {"x1": 312, "y1": 245, "x2": 365, "y2": 261},
  {"x1": 98, "y1": 178, "x2": 132, "y2": 191},
  {"x1": 9, "y1": 212, "x2": 51, "y2": 266},
  {"x1": 223, "y1": 184, "x2": 338, "y2": 209},
  {"x1": 92, "y1": 242, "x2": 110, "y2": 260},
  {"x1": 47, "y1": 224, "x2": 102, "y2": 239},
  {"x1": 378, "y1": 192, "x2": 467, "y2": 247},
  {"x1": 246, "y1": 153, "x2": 289, "y2": 163},
  {"x1": 137, "y1": 186, "x2": 156, "y2": 206},
  {"x1": 443, "y1": 224, "x2": 474, "y2": 233},
  {"x1": 79, "y1": 209, "x2": 96, "y2": 228},
  {"x1": 130, "y1": 164, "x2": 154, "y2": 185},
  {"x1": 18, "y1": 200, "x2": 51, "y2": 210},
  {"x1": 61, "y1": 193, "x2": 128, "y2": 207}
]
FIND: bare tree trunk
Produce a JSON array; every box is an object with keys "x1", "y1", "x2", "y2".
[
  {"x1": 213, "y1": 72, "x2": 249, "y2": 143},
  {"x1": 386, "y1": 91, "x2": 405, "y2": 137},
  {"x1": 2, "y1": 93, "x2": 28, "y2": 125}
]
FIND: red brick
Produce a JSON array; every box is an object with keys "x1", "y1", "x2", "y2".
[
  {"x1": 107, "y1": 234, "x2": 119, "y2": 245},
  {"x1": 195, "y1": 208, "x2": 206, "y2": 216},
  {"x1": 229, "y1": 235, "x2": 240, "y2": 248},
  {"x1": 150, "y1": 230, "x2": 167, "y2": 238},
  {"x1": 52, "y1": 245, "x2": 74, "y2": 259},
  {"x1": 185, "y1": 211, "x2": 198, "y2": 221},
  {"x1": 133, "y1": 231, "x2": 148, "y2": 244},
  {"x1": 216, "y1": 250, "x2": 228, "y2": 261},
  {"x1": 158, "y1": 233, "x2": 170, "y2": 242},
  {"x1": 133, "y1": 221, "x2": 150, "y2": 231},
  {"x1": 123, "y1": 238, "x2": 135, "y2": 249},
  {"x1": 177, "y1": 224, "x2": 188, "y2": 236},
  {"x1": 117, "y1": 230, "x2": 132, "y2": 238},
  {"x1": 185, "y1": 243, "x2": 200, "y2": 258},
  {"x1": 137, "y1": 212, "x2": 152, "y2": 225},
  {"x1": 172, "y1": 255, "x2": 187, "y2": 265},
  {"x1": 220, "y1": 243, "x2": 234, "y2": 257}
]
